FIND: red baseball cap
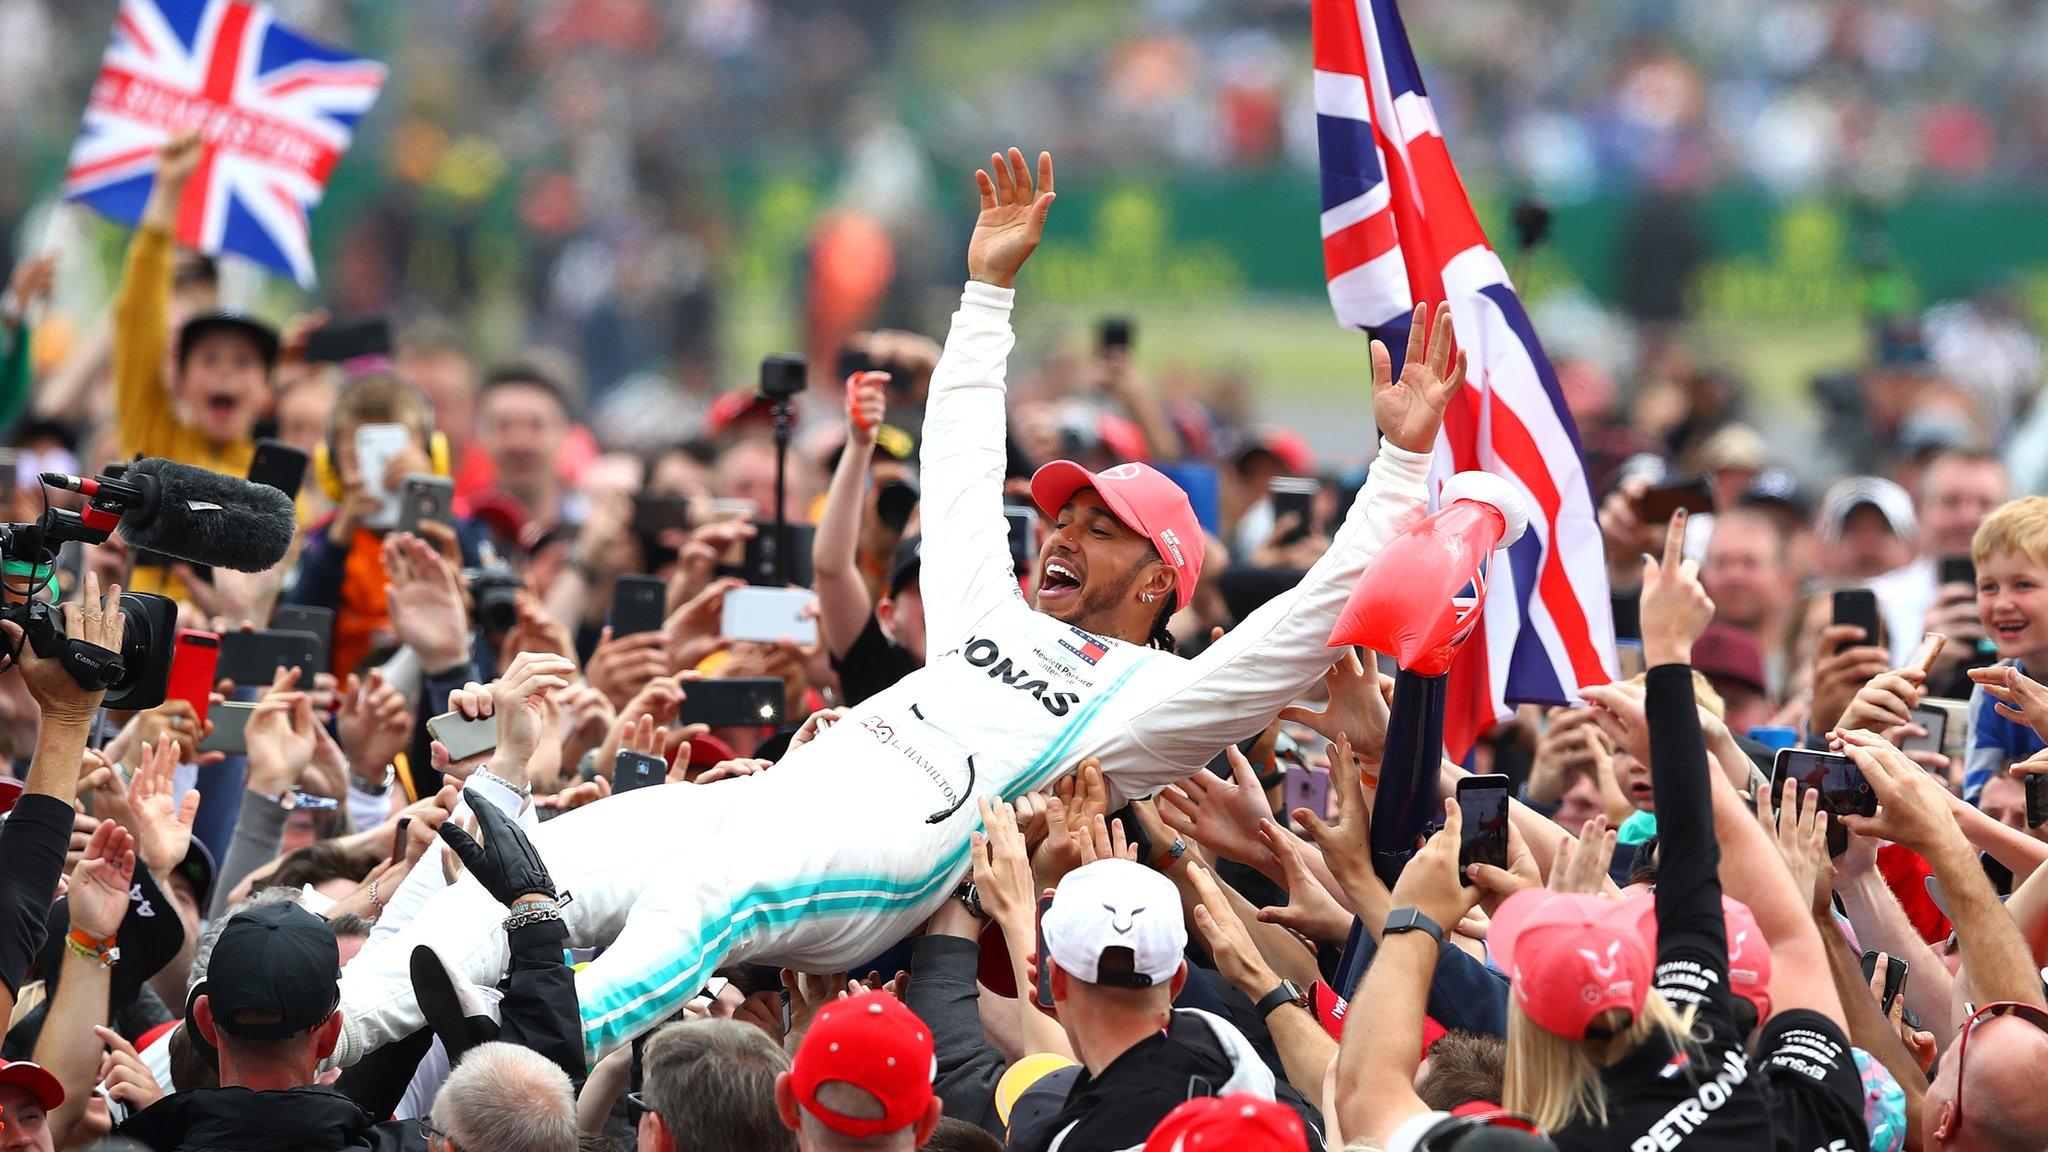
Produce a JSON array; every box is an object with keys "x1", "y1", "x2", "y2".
[
  {"x1": 1487, "y1": 890, "x2": 1653, "y2": 1039},
  {"x1": 1030, "y1": 461, "x2": 1204, "y2": 609},
  {"x1": 1144, "y1": 1094, "x2": 1308, "y2": 1152},
  {"x1": 1626, "y1": 893, "x2": 1772, "y2": 1021},
  {"x1": 789, "y1": 992, "x2": 935, "y2": 1139},
  {"x1": 0, "y1": 1059, "x2": 63, "y2": 1111}
]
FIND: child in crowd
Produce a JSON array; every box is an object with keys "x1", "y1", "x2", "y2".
[{"x1": 1963, "y1": 496, "x2": 2048, "y2": 800}]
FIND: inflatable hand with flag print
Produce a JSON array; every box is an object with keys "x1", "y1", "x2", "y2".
[{"x1": 1328, "y1": 472, "x2": 1527, "y2": 884}]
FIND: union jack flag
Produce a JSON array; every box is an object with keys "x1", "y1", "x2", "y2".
[
  {"x1": 63, "y1": 0, "x2": 386, "y2": 286},
  {"x1": 1313, "y1": 0, "x2": 1614, "y2": 757}
]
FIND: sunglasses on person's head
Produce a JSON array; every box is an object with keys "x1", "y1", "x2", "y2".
[
  {"x1": 1416, "y1": 1108, "x2": 1545, "y2": 1150},
  {"x1": 1948, "y1": 1000, "x2": 2048, "y2": 1134}
]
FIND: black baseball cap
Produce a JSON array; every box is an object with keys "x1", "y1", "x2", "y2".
[
  {"x1": 173, "y1": 838, "x2": 217, "y2": 911},
  {"x1": 178, "y1": 309, "x2": 280, "y2": 369},
  {"x1": 887, "y1": 535, "x2": 922, "y2": 597},
  {"x1": 198, "y1": 903, "x2": 339, "y2": 1039}
]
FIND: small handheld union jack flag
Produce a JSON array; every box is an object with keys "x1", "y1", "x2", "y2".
[
  {"x1": 1313, "y1": 0, "x2": 1615, "y2": 757},
  {"x1": 63, "y1": 0, "x2": 386, "y2": 286}
]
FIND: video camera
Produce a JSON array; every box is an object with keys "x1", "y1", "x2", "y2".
[{"x1": 0, "y1": 459, "x2": 297, "y2": 710}]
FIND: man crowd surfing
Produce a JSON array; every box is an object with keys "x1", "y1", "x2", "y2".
[{"x1": 0, "y1": 129, "x2": 2043, "y2": 1152}]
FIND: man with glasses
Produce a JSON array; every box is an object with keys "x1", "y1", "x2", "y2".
[{"x1": 1925, "y1": 1001, "x2": 2048, "y2": 1152}]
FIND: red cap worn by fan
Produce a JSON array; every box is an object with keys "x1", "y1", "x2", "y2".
[
  {"x1": 1487, "y1": 889, "x2": 1653, "y2": 1040},
  {"x1": 1144, "y1": 1094, "x2": 1309, "y2": 1152},
  {"x1": 789, "y1": 991, "x2": 936, "y2": 1139},
  {"x1": 1030, "y1": 461, "x2": 1204, "y2": 609}
]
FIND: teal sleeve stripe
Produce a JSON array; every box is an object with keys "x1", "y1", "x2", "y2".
[{"x1": 579, "y1": 658, "x2": 1146, "y2": 1051}]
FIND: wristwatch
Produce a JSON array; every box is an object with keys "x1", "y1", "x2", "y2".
[
  {"x1": 1382, "y1": 907, "x2": 1446, "y2": 947},
  {"x1": 953, "y1": 882, "x2": 985, "y2": 919},
  {"x1": 1255, "y1": 979, "x2": 1310, "y2": 1018},
  {"x1": 354, "y1": 763, "x2": 395, "y2": 797}
]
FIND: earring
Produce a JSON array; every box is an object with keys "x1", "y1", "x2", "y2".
[{"x1": 1140, "y1": 594, "x2": 1157, "y2": 603}]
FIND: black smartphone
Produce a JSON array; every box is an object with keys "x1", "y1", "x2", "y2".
[
  {"x1": 1831, "y1": 588, "x2": 1883, "y2": 650},
  {"x1": 732, "y1": 522, "x2": 816, "y2": 588},
  {"x1": 1097, "y1": 316, "x2": 1134, "y2": 354},
  {"x1": 1034, "y1": 892, "x2": 1057, "y2": 1009},
  {"x1": 1456, "y1": 774, "x2": 1511, "y2": 882},
  {"x1": 609, "y1": 575, "x2": 669, "y2": 637},
  {"x1": 614, "y1": 749, "x2": 668, "y2": 793},
  {"x1": 302, "y1": 318, "x2": 393, "y2": 363},
  {"x1": 396, "y1": 475, "x2": 456, "y2": 537},
  {"x1": 268, "y1": 606, "x2": 334, "y2": 672},
  {"x1": 196, "y1": 702, "x2": 257, "y2": 755},
  {"x1": 1939, "y1": 554, "x2": 1977, "y2": 590},
  {"x1": 217, "y1": 629, "x2": 322, "y2": 686},
  {"x1": 1269, "y1": 477, "x2": 1321, "y2": 546},
  {"x1": 2027, "y1": 776, "x2": 2048, "y2": 829},
  {"x1": 1634, "y1": 475, "x2": 1716, "y2": 524},
  {"x1": 1003, "y1": 504, "x2": 1039, "y2": 573},
  {"x1": 630, "y1": 493, "x2": 692, "y2": 540},
  {"x1": 247, "y1": 439, "x2": 310, "y2": 500},
  {"x1": 1771, "y1": 747, "x2": 1879, "y2": 820},
  {"x1": 1859, "y1": 951, "x2": 1909, "y2": 1017},
  {"x1": 1903, "y1": 703, "x2": 1947, "y2": 757},
  {"x1": 837, "y1": 346, "x2": 875, "y2": 380},
  {"x1": 680, "y1": 678, "x2": 785, "y2": 728}
]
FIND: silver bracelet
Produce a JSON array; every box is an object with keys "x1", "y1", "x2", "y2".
[
  {"x1": 471, "y1": 766, "x2": 532, "y2": 799},
  {"x1": 503, "y1": 903, "x2": 562, "y2": 932}
]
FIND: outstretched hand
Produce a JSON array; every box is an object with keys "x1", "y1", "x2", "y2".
[
  {"x1": 1370, "y1": 302, "x2": 1467, "y2": 455},
  {"x1": 967, "y1": 149, "x2": 1055, "y2": 289}
]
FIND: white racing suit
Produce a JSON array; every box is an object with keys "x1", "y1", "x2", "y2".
[{"x1": 329, "y1": 281, "x2": 1433, "y2": 1068}]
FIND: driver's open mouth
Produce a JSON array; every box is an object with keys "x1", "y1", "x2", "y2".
[{"x1": 1040, "y1": 557, "x2": 1082, "y2": 599}]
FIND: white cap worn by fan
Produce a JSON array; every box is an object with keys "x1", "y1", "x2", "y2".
[{"x1": 1041, "y1": 859, "x2": 1187, "y2": 989}]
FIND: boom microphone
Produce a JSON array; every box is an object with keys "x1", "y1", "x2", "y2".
[{"x1": 45, "y1": 458, "x2": 297, "y2": 572}]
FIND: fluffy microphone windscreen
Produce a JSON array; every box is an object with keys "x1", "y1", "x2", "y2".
[{"x1": 119, "y1": 458, "x2": 297, "y2": 572}]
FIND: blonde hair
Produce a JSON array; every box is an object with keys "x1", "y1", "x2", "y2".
[
  {"x1": 1503, "y1": 992, "x2": 1698, "y2": 1133},
  {"x1": 1974, "y1": 496, "x2": 2048, "y2": 571},
  {"x1": 1624, "y1": 669, "x2": 1725, "y2": 719}
]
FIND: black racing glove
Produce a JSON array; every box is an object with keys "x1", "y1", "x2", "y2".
[{"x1": 439, "y1": 798, "x2": 555, "y2": 907}]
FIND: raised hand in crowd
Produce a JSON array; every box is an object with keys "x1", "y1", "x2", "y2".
[
  {"x1": 94, "y1": 1025, "x2": 165, "y2": 1114},
  {"x1": 1758, "y1": 779, "x2": 1830, "y2": 916},
  {"x1": 664, "y1": 576, "x2": 743, "y2": 673},
  {"x1": 1158, "y1": 745, "x2": 1279, "y2": 878},
  {"x1": 3, "y1": 572, "x2": 126, "y2": 786},
  {"x1": 384, "y1": 530, "x2": 472, "y2": 673},
  {"x1": 1970, "y1": 662, "x2": 2048, "y2": 741},
  {"x1": 1279, "y1": 647, "x2": 1392, "y2": 763},
  {"x1": 139, "y1": 130, "x2": 202, "y2": 231},
  {"x1": 243, "y1": 669, "x2": 318, "y2": 801},
  {"x1": 336, "y1": 668, "x2": 413, "y2": 790},
  {"x1": 1809, "y1": 623, "x2": 1895, "y2": 737},
  {"x1": 1597, "y1": 475, "x2": 1661, "y2": 594},
  {"x1": 120, "y1": 738, "x2": 200, "y2": 877},
  {"x1": 967, "y1": 148, "x2": 1055, "y2": 288},
  {"x1": 1637, "y1": 508, "x2": 1715, "y2": 666},
  {"x1": 667, "y1": 520, "x2": 755, "y2": 614},
  {"x1": 500, "y1": 591, "x2": 579, "y2": 672},
  {"x1": 585, "y1": 625, "x2": 672, "y2": 709},
  {"x1": 1546, "y1": 814, "x2": 1617, "y2": 896},
  {"x1": 440, "y1": 793, "x2": 556, "y2": 909},
  {"x1": 1254, "y1": 818, "x2": 1353, "y2": 946},
  {"x1": 484, "y1": 652, "x2": 577, "y2": 794},
  {"x1": 1294, "y1": 733, "x2": 1375, "y2": 914}
]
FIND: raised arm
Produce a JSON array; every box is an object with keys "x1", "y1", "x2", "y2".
[
  {"x1": 813, "y1": 371, "x2": 891, "y2": 659},
  {"x1": 918, "y1": 149, "x2": 1055, "y2": 652},
  {"x1": 113, "y1": 132, "x2": 200, "y2": 459},
  {"x1": 1110, "y1": 303, "x2": 1463, "y2": 781}
]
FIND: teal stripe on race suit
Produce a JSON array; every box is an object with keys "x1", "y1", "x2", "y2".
[{"x1": 581, "y1": 659, "x2": 1146, "y2": 1053}]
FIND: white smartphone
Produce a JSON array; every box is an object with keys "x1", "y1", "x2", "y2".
[
  {"x1": 354, "y1": 422, "x2": 411, "y2": 528},
  {"x1": 426, "y1": 710, "x2": 498, "y2": 762},
  {"x1": 719, "y1": 586, "x2": 817, "y2": 645}
]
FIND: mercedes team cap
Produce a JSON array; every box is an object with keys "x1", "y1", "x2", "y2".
[
  {"x1": 1817, "y1": 476, "x2": 1916, "y2": 545},
  {"x1": 1144, "y1": 1094, "x2": 1309, "y2": 1151},
  {"x1": 1030, "y1": 461, "x2": 1204, "y2": 609},
  {"x1": 1486, "y1": 889, "x2": 1652, "y2": 1040},
  {"x1": 196, "y1": 902, "x2": 340, "y2": 1039},
  {"x1": 1041, "y1": 859, "x2": 1186, "y2": 988},
  {"x1": 177, "y1": 309, "x2": 280, "y2": 369}
]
